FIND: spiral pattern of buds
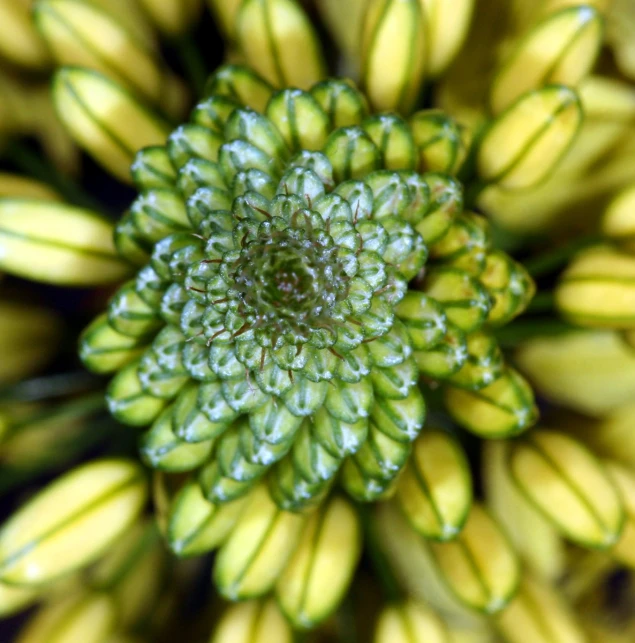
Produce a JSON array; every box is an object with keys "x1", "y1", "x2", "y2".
[{"x1": 81, "y1": 65, "x2": 536, "y2": 511}]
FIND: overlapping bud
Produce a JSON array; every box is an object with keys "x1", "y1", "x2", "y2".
[{"x1": 79, "y1": 65, "x2": 536, "y2": 514}]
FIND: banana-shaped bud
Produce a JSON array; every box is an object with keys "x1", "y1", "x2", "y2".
[
  {"x1": 0, "y1": 460, "x2": 148, "y2": 587},
  {"x1": 374, "y1": 599, "x2": 450, "y2": 643},
  {"x1": 490, "y1": 6, "x2": 603, "y2": 114},
  {"x1": 15, "y1": 592, "x2": 118, "y2": 643},
  {"x1": 0, "y1": 0, "x2": 50, "y2": 69},
  {"x1": 420, "y1": 0, "x2": 474, "y2": 78},
  {"x1": 206, "y1": 0, "x2": 243, "y2": 40},
  {"x1": 0, "y1": 580, "x2": 41, "y2": 619},
  {"x1": 555, "y1": 245, "x2": 635, "y2": 328},
  {"x1": 211, "y1": 600, "x2": 293, "y2": 643},
  {"x1": 52, "y1": 67, "x2": 170, "y2": 183},
  {"x1": 0, "y1": 301, "x2": 62, "y2": 384},
  {"x1": 509, "y1": 430, "x2": 625, "y2": 549},
  {"x1": 395, "y1": 429, "x2": 472, "y2": 541},
  {"x1": 213, "y1": 485, "x2": 305, "y2": 600},
  {"x1": 483, "y1": 442, "x2": 565, "y2": 581},
  {"x1": 276, "y1": 496, "x2": 361, "y2": 628},
  {"x1": 316, "y1": 0, "x2": 366, "y2": 66},
  {"x1": 602, "y1": 185, "x2": 635, "y2": 253},
  {"x1": 477, "y1": 85, "x2": 582, "y2": 190},
  {"x1": 137, "y1": 0, "x2": 202, "y2": 36},
  {"x1": 0, "y1": 174, "x2": 60, "y2": 201},
  {"x1": 444, "y1": 368, "x2": 538, "y2": 438},
  {"x1": 494, "y1": 574, "x2": 586, "y2": 643},
  {"x1": 360, "y1": 0, "x2": 427, "y2": 113},
  {"x1": 33, "y1": 0, "x2": 175, "y2": 109},
  {"x1": 0, "y1": 199, "x2": 130, "y2": 286},
  {"x1": 236, "y1": 0, "x2": 326, "y2": 90},
  {"x1": 167, "y1": 479, "x2": 249, "y2": 557}
]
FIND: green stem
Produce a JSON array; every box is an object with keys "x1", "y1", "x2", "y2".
[
  {"x1": 175, "y1": 36, "x2": 208, "y2": 96},
  {"x1": 7, "y1": 140, "x2": 107, "y2": 213},
  {"x1": 524, "y1": 234, "x2": 602, "y2": 278},
  {"x1": 526, "y1": 290, "x2": 554, "y2": 314},
  {"x1": 495, "y1": 318, "x2": 576, "y2": 348},
  {"x1": 359, "y1": 505, "x2": 402, "y2": 602},
  {"x1": 0, "y1": 371, "x2": 103, "y2": 402}
]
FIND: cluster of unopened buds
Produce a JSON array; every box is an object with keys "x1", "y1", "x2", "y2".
[{"x1": 0, "y1": 0, "x2": 634, "y2": 641}]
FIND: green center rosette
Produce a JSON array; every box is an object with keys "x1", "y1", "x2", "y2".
[{"x1": 80, "y1": 65, "x2": 536, "y2": 511}]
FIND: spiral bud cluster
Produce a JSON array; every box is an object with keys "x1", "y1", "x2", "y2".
[{"x1": 81, "y1": 65, "x2": 536, "y2": 511}]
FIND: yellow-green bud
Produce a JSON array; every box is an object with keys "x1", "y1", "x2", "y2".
[
  {"x1": 509, "y1": 430, "x2": 625, "y2": 549},
  {"x1": 602, "y1": 185, "x2": 635, "y2": 253},
  {"x1": 374, "y1": 600, "x2": 450, "y2": 643},
  {"x1": 137, "y1": 0, "x2": 202, "y2": 36},
  {"x1": 210, "y1": 600, "x2": 293, "y2": 643},
  {"x1": 0, "y1": 0, "x2": 50, "y2": 69}
]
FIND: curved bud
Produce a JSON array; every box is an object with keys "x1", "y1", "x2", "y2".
[
  {"x1": 495, "y1": 574, "x2": 586, "y2": 643},
  {"x1": 410, "y1": 110, "x2": 463, "y2": 174},
  {"x1": 167, "y1": 479, "x2": 249, "y2": 557},
  {"x1": 276, "y1": 496, "x2": 361, "y2": 628},
  {"x1": 0, "y1": 174, "x2": 60, "y2": 201},
  {"x1": 0, "y1": 582, "x2": 42, "y2": 620},
  {"x1": 444, "y1": 368, "x2": 538, "y2": 438},
  {"x1": 0, "y1": 199, "x2": 130, "y2": 286},
  {"x1": 374, "y1": 599, "x2": 450, "y2": 643},
  {"x1": 316, "y1": 0, "x2": 366, "y2": 64},
  {"x1": 213, "y1": 485, "x2": 305, "y2": 599},
  {"x1": 53, "y1": 67, "x2": 170, "y2": 183},
  {"x1": 477, "y1": 86, "x2": 582, "y2": 190},
  {"x1": 236, "y1": 0, "x2": 326, "y2": 90},
  {"x1": 79, "y1": 313, "x2": 148, "y2": 374},
  {"x1": 490, "y1": 6, "x2": 603, "y2": 114},
  {"x1": 34, "y1": 0, "x2": 170, "y2": 107},
  {"x1": 509, "y1": 430, "x2": 625, "y2": 549},
  {"x1": 204, "y1": 65, "x2": 274, "y2": 112},
  {"x1": 483, "y1": 442, "x2": 565, "y2": 581},
  {"x1": 0, "y1": 459, "x2": 147, "y2": 586},
  {"x1": 0, "y1": 0, "x2": 50, "y2": 69},
  {"x1": 605, "y1": 461, "x2": 635, "y2": 568},
  {"x1": 206, "y1": 0, "x2": 242, "y2": 40},
  {"x1": 427, "y1": 504, "x2": 520, "y2": 614},
  {"x1": 420, "y1": 0, "x2": 474, "y2": 78},
  {"x1": 211, "y1": 600, "x2": 293, "y2": 643},
  {"x1": 15, "y1": 593, "x2": 118, "y2": 643},
  {"x1": 137, "y1": 0, "x2": 202, "y2": 36},
  {"x1": 555, "y1": 245, "x2": 635, "y2": 328},
  {"x1": 0, "y1": 301, "x2": 62, "y2": 385},
  {"x1": 360, "y1": 0, "x2": 426, "y2": 113},
  {"x1": 603, "y1": 185, "x2": 635, "y2": 252},
  {"x1": 396, "y1": 430, "x2": 472, "y2": 541}
]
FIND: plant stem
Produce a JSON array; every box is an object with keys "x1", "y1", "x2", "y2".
[
  {"x1": 0, "y1": 371, "x2": 103, "y2": 402},
  {"x1": 7, "y1": 140, "x2": 106, "y2": 213},
  {"x1": 175, "y1": 36, "x2": 208, "y2": 96},
  {"x1": 524, "y1": 234, "x2": 601, "y2": 278}
]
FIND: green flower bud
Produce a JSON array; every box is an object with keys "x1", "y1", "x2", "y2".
[
  {"x1": 509, "y1": 430, "x2": 625, "y2": 549},
  {"x1": 82, "y1": 65, "x2": 530, "y2": 513},
  {"x1": 410, "y1": 109, "x2": 464, "y2": 174}
]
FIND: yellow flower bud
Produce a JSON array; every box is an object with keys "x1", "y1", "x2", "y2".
[
  {"x1": 206, "y1": 0, "x2": 243, "y2": 40},
  {"x1": 0, "y1": 0, "x2": 50, "y2": 69},
  {"x1": 0, "y1": 174, "x2": 60, "y2": 201},
  {"x1": 53, "y1": 67, "x2": 170, "y2": 183},
  {"x1": 0, "y1": 580, "x2": 41, "y2": 619},
  {"x1": 277, "y1": 496, "x2": 361, "y2": 628},
  {"x1": 420, "y1": 0, "x2": 474, "y2": 77},
  {"x1": 556, "y1": 245, "x2": 635, "y2": 328},
  {"x1": 396, "y1": 430, "x2": 472, "y2": 541},
  {"x1": 374, "y1": 600, "x2": 450, "y2": 643},
  {"x1": 444, "y1": 368, "x2": 538, "y2": 438},
  {"x1": 360, "y1": 0, "x2": 426, "y2": 113},
  {"x1": 0, "y1": 301, "x2": 62, "y2": 384},
  {"x1": 495, "y1": 574, "x2": 586, "y2": 643},
  {"x1": 34, "y1": 0, "x2": 168, "y2": 106},
  {"x1": 236, "y1": 0, "x2": 326, "y2": 90},
  {"x1": 213, "y1": 485, "x2": 305, "y2": 600},
  {"x1": 0, "y1": 459, "x2": 148, "y2": 586},
  {"x1": 316, "y1": 0, "x2": 366, "y2": 64},
  {"x1": 211, "y1": 600, "x2": 293, "y2": 643},
  {"x1": 137, "y1": 0, "x2": 202, "y2": 36},
  {"x1": 0, "y1": 199, "x2": 130, "y2": 286},
  {"x1": 490, "y1": 6, "x2": 603, "y2": 114},
  {"x1": 509, "y1": 430, "x2": 625, "y2": 549},
  {"x1": 16, "y1": 593, "x2": 118, "y2": 643},
  {"x1": 477, "y1": 85, "x2": 582, "y2": 190},
  {"x1": 605, "y1": 461, "x2": 635, "y2": 568},
  {"x1": 483, "y1": 442, "x2": 565, "y2": 581}
]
